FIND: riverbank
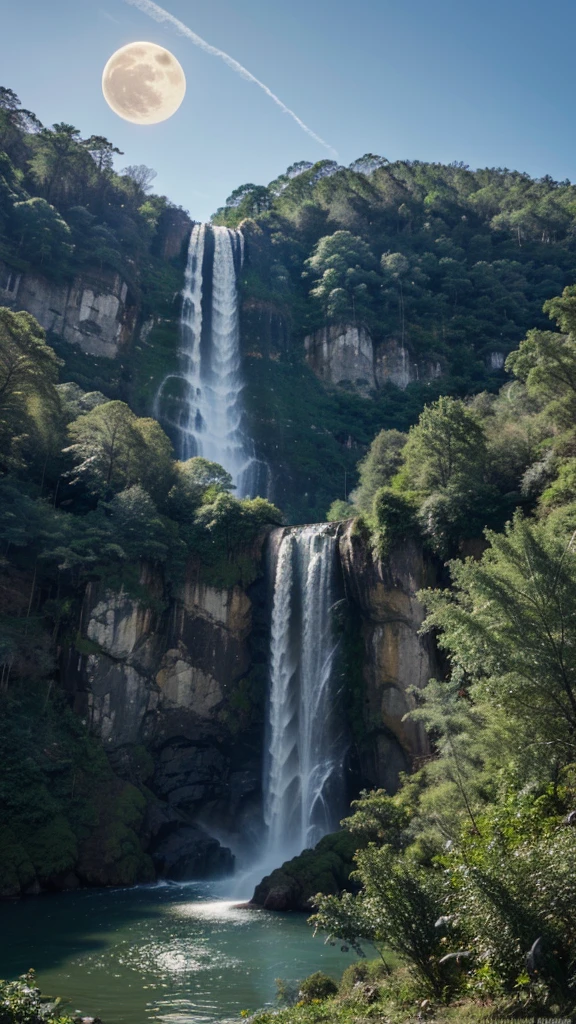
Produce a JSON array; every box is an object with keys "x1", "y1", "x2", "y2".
[{"x1": 249, "y1": 959, "x2": 576, "y2": 1024}]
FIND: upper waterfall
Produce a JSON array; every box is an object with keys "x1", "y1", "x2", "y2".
[
  {"x1": 155, "y1": 224, "x2": 266, "y2": 498},
  {"x1": 263, "y1": 524, "x2": 348, "y2": 866}
]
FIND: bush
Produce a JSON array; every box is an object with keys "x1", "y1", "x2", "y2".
[
  {"x1": 0, "y1": 972, "x2": 79, "y2": 1024},
  {"x1": 371, "y1": 487, "x2": 418, "y2": 552},
  {"x1": 298, "y1": 972, "x2": 338, "y2": 1003}
]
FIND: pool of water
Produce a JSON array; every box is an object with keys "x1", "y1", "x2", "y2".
[{"x1": 0, "y1": 882, "x2": 354, "y2": 1024}]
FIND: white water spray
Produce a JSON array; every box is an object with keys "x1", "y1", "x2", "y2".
[
  {"x1": 123, "y1": 0, "x2": 338, "y2": 157},
  {"x1": 155, "y1": 224, "x2": 265, "y2": 496}
]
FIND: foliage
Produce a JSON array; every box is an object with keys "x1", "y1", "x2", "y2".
[
  {"x1": 0, "y1": 972, "x2": 78, "y2": 1024},
  {"x1": 298, "y1": 973, "x2": 338, "y2": 1003},
  {"x1": 341, "y1": 789, "x2": 410, "y2": 848},
  {"x1": 0, "y1": 88, "x2": 183, "y2": 288},
  {"x1": 0, "y1": 308, "x2": 61, "y2": 468},
  {"x1": 399, "y1": 397, "x2": 486, "y2": 494},
  {"x1": 326, "y1": 500, "x2": 355, "y2": 522},
  {"x1": 313, "y1": 845, "x2": 448, "y2": 998},
  {"x1": 65, "y1": 400, "x2": 174, "y2": 500},
  {"x1": 371, "y1": 487, "x2": 418, "y2": 553},
  {"x1": 0, "y1": 681, "x2": 151, "y2": 897},
  {"x1": 351, "y1": 429, "x2": 406, "y2": 512},
  {"x1": 421, "y1": 514, "x2": 576, "y2": 767}
]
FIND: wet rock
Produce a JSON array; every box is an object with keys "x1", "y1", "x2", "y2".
[
  {"x1": 152, "y1": 825, "x2": 234, "y2": 880},
  {"x1": 250, "y1": 832, "x2": 357, "y2": 912},
  {"x1": 153, "y1": 742, "x2": 227, "y2": 809}
]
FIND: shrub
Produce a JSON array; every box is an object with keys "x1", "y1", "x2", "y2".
[
  {"x1": 371, "y1": 487, "x2": 418, "y2": 552},
  {"x1": 0, "y1": 971, "x2": 78, "y2": 1024},
  {"x1": 298, "y1": 972, "x2": 338, "y2": 1003}
]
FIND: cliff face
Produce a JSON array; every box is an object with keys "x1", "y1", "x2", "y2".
[
  {"x1": 304, "y1": 324, "x2": 443, "y2": 393},
  {"x1": 304, "y1": 325, "x2": 376, "y2": 395},
  {"x1": 339, "y1": 523, "x2": 435, "y2": 792},
  {"x1": 0, "y1": 260, "x2": 135, "y2": 359},
  {"x1": 64, "y1": 554, "x2": 269, "y2": 881},
  {"x1": 57, "y1": 525, "x2": 435, "y2": 890}
]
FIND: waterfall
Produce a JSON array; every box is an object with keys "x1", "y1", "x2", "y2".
[
  {"x1": 155, "y1": 224, "x2": 266, "y2": 498},
  {"x1": 263, "y1": 524, "x2": 347, "y2": 866}
]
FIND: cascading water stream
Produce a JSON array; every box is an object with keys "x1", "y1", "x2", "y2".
[
  {"x1": 262, "y1": 524, "x2": 347, "y2": 868},
  {"x1": 155, "y1": 223, "x2": 266, "y2": 497}
]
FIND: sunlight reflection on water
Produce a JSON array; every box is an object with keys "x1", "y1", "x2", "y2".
[{"x1": 0, "y1": 885, "x2": 353, "y2": 1024}]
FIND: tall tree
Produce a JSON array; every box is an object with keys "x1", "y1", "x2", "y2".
[
  {"x1": 422, "y1": 514, "x2": 576, "y2": 764},
  {"x1": 400, "y1": 397, "x2": 487, "y2": 493}
]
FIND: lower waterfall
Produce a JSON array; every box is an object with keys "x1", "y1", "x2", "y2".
[{"x1": 262, "y1": 524, "x2": 347, "y2": 867}]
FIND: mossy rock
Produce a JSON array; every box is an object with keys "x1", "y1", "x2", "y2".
[
  {"x1": 0, "y1": 828, "x2": 35, "y2": 898},
  {"x1": 250, "y1": 831, "x2": 359, "y2": 911},
  {"x1": 76, "y1": 781, "x2": 154, "y2": 886},
  {"x1": 26, "y1": 815, "x2": 78, "y2": 883}
]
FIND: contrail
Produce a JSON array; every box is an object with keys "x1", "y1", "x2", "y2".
[{"x1": 123, "y1": 0, "x2": 338, "y2": 157}]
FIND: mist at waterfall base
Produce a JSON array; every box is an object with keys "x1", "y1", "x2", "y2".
[{"x1": 155, "y1": 224, "x2": 268, "y2": 498}]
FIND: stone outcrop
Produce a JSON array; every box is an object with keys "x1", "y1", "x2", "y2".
[
  {"x1": 155, "y1": 208, "x2": 192, "y2": 261},
  {"x1": 339, "y1": 523, "x2": 435, "y2": 792},
  {"x1": 304, "y1": 324, "x2": 443, "y2": 394},
  {"x1": 304, "y1": 325, "x2": 376, "y2": 394},
  {"x1": 0, "y1": 260, "x2": 135, "y2": 358},
  {"x1": 249, "y1": 831, "x2": 357, "y2": 912},
  {"x1": 144, "y1": 804, "x2": 233, "y2": 880},
  {"x1": 64, "y1": 554, "x2": 269, "y2": 882}
]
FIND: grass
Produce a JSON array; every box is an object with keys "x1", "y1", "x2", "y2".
[{"x1": 248, "y1": 958, "x2": 574, "y2": 1024}]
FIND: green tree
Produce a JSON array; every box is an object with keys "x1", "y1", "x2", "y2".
[
  {"x1": 305, "y1": 230, "x2": 380, "y2": 322},
  {"x1": 64, "y1": 401, "x2": 172, "y2": 499},
  {"x1": 12, "y1": 197, "x2": 73, "y2": 269},
  {"x1": 0, "y1": 308, "x2": 61, "y2": 467},
  {"x1": 422, "y1": 514, "x2": 576, "y2": 767},
  {"x1": 326, "y1": 499, "x2": 355, "y2": 522},
  {"x1": 506, "y1": 290, "x2": 576, "y2": 427},
  {"x1": 313, "y1": 846, "x2": 447, "y2": 997},
  {"x1": 106, "y1": 485, "x2": 169, "y2": 563},
  {"x1": 399, "y1": 397, "x2": 487, "y2": 494},
  {"x1": 28, "y1": 122, "x2": 87, "y2": 205},
  {"x1": 83, "y1": 135, "x2": 123, "y2": 173},
  {"x1": 351, "y1": 429, "x2": 407, "y2": 512}
]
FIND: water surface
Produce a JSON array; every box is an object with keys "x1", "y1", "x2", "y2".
[{"x1": 0, "y1": 883, "x2": 353, "y2": 1024}]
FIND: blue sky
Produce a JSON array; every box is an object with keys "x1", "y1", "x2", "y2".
[{"x1": 2, "y1": 0, "x2": 575, "y2": 221}]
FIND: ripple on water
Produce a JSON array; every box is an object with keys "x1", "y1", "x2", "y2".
[{"x1": 0, "y1": 886, "x2": 353, "y2": 1024}]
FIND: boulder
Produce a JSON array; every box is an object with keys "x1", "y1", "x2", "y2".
[{"x1": 152, "y1": 826, "x2": 234, "y2": 880}]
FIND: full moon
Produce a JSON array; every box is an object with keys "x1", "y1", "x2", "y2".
[{"x1": 102, "y1": 42, "x2": 186, "y2": 125}]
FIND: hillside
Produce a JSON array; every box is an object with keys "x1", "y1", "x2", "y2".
[
  {"x1": 3, "y1": 83, "x2": 576, "y2": 519},
  {"x1": 213, "y1": 156, "x2": 576, "y2": 518},
  {"x1": 3, "y1": 84, "x2": 576, "y2": 1021}
]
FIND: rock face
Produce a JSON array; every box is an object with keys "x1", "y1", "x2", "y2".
[
  {"x1": 0, "y1": 260, "x2": 134, "y2": 358},
  {"x1": 62, "y1": 525, "x2": 437, "y2": 888},
  {"x1": 155, "y1": 208, "x2": 192, "y2": 261},
  {"x1": 304, "y1": 325, "x2": 376, "y2": 394},
  {"x1": 339, "y1": 522, "x2": 435, "y2": 792},
  {"x1": 241, "y1": 298, "x2": 290, "y2": 359},
  {"x1": 64, "y1": 555, "x2": 269, "y2": 881},
  {"x1": 304, "y1": 324, "x2": 443, "y2": 393}
]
